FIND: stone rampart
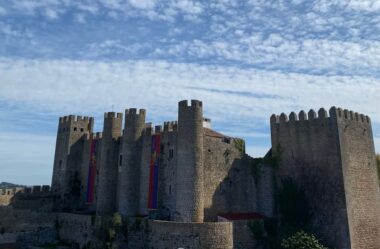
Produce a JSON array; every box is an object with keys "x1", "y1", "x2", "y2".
[
  {"x1": 335, "y1": 108, "x2": 380, "y2": 249},
  {"x1": 0, "y1": 206, "x2": 56, "y2": 248},
  {"x1": 271, "y1": 108, "x2": 350, "y2": 248},
  {"x1": 58, "y1": 213, "x2": 95, "y2": 248},
  {"x1": 271, "y1": 107, "x2": 380, "y2": 249},
  {"x1": 149, "y1": 220, "x2": 233, "y2": 249}
]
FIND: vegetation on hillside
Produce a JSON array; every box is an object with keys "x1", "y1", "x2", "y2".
[{"x1": 0, "y1": 182, "x2": 25, "y2": 190}]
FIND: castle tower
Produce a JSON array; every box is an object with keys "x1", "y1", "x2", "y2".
[
  {"x1": 174, "y1": 100, "x2": 204, "y2": 222},
  {"x1": 270, "y1": 107, "x2": 380, "y2": 249},
  {"x1": 117, "y1": 108, "x2": 146, "y2": 217},
  {"x1": 51, "y1": 115, "x2": 94, "y2": 205},
  {"x1": 96, "y1": 112, "x2": 123, "y2": 216},
  {"x1": 138, "y1": 124, "x2": 153, "y2": 216},
  {"x1": 81, "y1": 132, "x2": 102, "y2": 211}
]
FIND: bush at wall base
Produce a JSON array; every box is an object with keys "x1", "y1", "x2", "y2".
[{"x1": 281, "y1": 231, "x2": 328, "y2": 249}]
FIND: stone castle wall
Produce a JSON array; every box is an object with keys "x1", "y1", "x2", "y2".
[
  {"x1": 48, "y1": 101, "x2": 380, "y2": 248},
  {"x1": 138, "y1": 127, "x2": 153, "y2": 216},
  {"x1": 271, "y1": 107, "x2": 380, "y2": 249},
  {"x1": 4, "y1": 186, "x2": 53, "y2": 211},
  {"x1": 271, "y1": 108, "x2": 350, "y2": 248},
  {"x1": 0, "y1": 189, "x2": 16, "y2": 206},
  {"x1": 0, "y1": 206, "x2": 55, "y2": 234},
  {"x1": 175, "y1": 100, "x2": 205, "y2": 222},
  {"x1": 52, "y1": 115, "x2": 94, "y2": 199},
  {"x1": 256, "y1": 163, "x2": 275, "y2": 218},
  {"x1": 51, "y1": 100, "x2": 268, "y2": 222},
  {"x1": 96, "y1": 112, "x2": 123, "y2": 216},
  {"x1": 64, "y1": 135, "x2": 87, "y2": 210},
  {"x1": 149, "y1": 220, "x2": 233, "y2": 249},
  {"x1": 118, "y1": 108, "x2": 146, "y2": 217},
  {"x1": 156, "y1": 128, "x2": 178, "y2": 220},
  {"x1": 203, "y1": 135, "x2": 257, "y2": 221},
  {"x1": 336, "y1": 109, "x2": 380, "y2": 249},
  {"x1": 58, "y1": 213, "x2": 95, "y2": 248}
]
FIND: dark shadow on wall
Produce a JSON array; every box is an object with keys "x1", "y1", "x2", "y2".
[{"x1": 204, "y1": 156, "x2": 257, "y2": 222}]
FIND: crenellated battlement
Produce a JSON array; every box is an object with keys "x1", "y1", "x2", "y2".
[
  {"x1": 270, "y1": 107, "x2": 371, "y2": 125},
  {"x1": 87, "y1": 132, "x2": 103, "y2": 140},
  {"x1": 179, "y1": 99, "x2": 203, "y2": 108},
  {"x1": 59, "y1": 115, "x2": 94, "y2": 123},
  {"x1": 271, "y1": 106, "x2": 380, "y2": 248},
  {"x1": 15, "y1": 185, "x2": 51, "y2": 195},
  {"x1": 334, "y1": 107, "x2": 370, "y2": 123},
  {"x1": 125, "y1": 108, "x2": 146, "y2": 116},
  {"x1": 164, "y1": 121, "x2": 178, "y2": 132},
  {"x1": 58, "y1": 115, "x2": 94, "y2": 134},
  {"x1": 143, "y1": 123, "x2": 153, "y2": 135},
  {"x1": 104, "y1": 112, "x2": 123, "y2": 119},
  {"x1": 94, "y1": 132, "x2": 102, "y2": 139},
  {"x1": 155, "y1": 125, "x2": 162, "y2": 133},
  {"x1": 142, "y1": 121, "x2": 179, "y2": 135}
]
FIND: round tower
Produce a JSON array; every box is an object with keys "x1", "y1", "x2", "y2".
[
  {"x1": 174, "y1": 100, "x2": 204, "y2": 222},
  {"x1": 96, "y1": 112, "x2": 123, "y2": 216},
  {"x1": 117, "y1": 108, "x2": 146, "y2": 217}
]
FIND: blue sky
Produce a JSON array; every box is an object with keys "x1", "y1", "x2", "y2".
[{"x1": 0, "y1": 0, "x2": 379, "y2": 185}]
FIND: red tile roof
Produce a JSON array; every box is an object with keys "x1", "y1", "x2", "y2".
[{"x1": 204, "y1": 128, "x2": 227, "y2": 138}]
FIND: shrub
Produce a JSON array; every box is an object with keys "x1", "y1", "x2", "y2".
[
  {"x1": 248, "y1": 220, "x2": 264, "y2": 241},
  {"x1": 281, "y1": 231, "x2": 328, "y2": 249},
  {"x1": 112, "y1": 212, "x2": 122, "y2": 227}
]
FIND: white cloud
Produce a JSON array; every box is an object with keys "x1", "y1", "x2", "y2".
[
  {"x1": 85, "y1": 40, "x2": 146, "y2": 58},
  {"x1": 0, "y1": 58, "x2": 379, "y2": 184},
  {"x1": 172, "y1": 0, "x2": 204, "y2": 14},
  {"x1": 45, "y1": 8, "x2": 58, "y2": 19},
  {"x1": 129, "y1": 0, "x2": 156, "y2": 9},
  {"x1": 0, "y1": 22, "x2": 21, "y2": 36},
  {"x1": 0, "y1": 6, "x2": 7, "y2": 15},
  {"x1": 75, "y1": 13, "x2": 86, "y2": 23},
  {"x1": 348, "y1": 0, "x2": 380, "y2": 11},
  {"x1": 156, "y1": 36, "x2": 380, "y2": 76},
  {"x1": 0, "y1": 57, "x2": 379, "y2": 126},
  {"x1": 76, "y1": 3, "x2": 99, "y2": 14}
]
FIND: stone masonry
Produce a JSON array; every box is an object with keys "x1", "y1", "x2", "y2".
[
  {"x1": 271, "y1": 107, "x2": 380, "y2": 249},
  {"x1": 48, "y1": 100, "x2": 380, "y2": 249}
]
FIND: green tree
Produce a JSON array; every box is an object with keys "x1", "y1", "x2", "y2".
[{"x1": 281, "y1": 231, "x2": 328, "y2": 249}]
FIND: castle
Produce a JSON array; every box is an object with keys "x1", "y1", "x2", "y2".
[{"x1": 50, "y1": 100, "x2": 380, "y2": 249}]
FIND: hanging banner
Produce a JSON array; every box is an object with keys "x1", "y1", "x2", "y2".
[
  {"x1": 86, "y1": 139, "x2": 97, "y2": 204},
  {"x1": 148, "y1": 134, "x2": 160, "y2": 209}
]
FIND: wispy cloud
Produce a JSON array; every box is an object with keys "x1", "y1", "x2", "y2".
[
  {"x1": 186, "y1": 86, "x2": 284, "y2": 100},
  {"x1": 0, "y1": 0, "x2": 379, "y2": 76},
  {"x1": 0, "y1": 57, "x2": 379, "y2": 143},
  {"x1": 0, "y1": 6, "x2": 6, "y2": 15},
  {"x1": 0, "y1": 0, "x2": 379, "y2": 182}
]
